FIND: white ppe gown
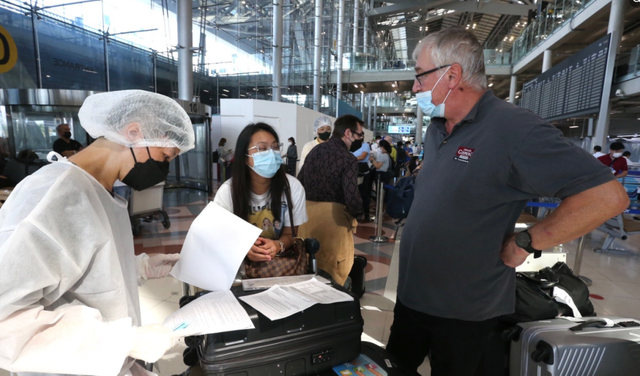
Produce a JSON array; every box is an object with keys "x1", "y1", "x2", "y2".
[{"x1": 0, "y1": 161, "x2": 144, "y2": 376}]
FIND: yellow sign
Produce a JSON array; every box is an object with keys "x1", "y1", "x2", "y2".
[{"x1": 0, "y1": 24, "x2": 18, "y2": 74}]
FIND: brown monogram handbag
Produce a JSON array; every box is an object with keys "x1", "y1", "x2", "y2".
[
  {"x1": 244, "y1": 185, "x2": 309, "y2": 278},
  {"x1": 244, "y1": 237, "x2": 308, "y2": 278}
]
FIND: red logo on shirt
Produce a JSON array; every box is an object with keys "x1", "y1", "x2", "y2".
[{"x1": 454, "y1": 146, "x2": 475, "y2": 163}]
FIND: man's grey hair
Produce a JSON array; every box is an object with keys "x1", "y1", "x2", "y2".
[{"x1": 412, "y1": 26, "x2": 487, "y2": 91}]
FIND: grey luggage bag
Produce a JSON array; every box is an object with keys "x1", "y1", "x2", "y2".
[{"x1": 507, "y1": 317, "x2": 640, "y2": 376}]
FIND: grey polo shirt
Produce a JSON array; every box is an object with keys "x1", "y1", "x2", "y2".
[{"x1": 398, "y1": 90, "x2": 614, "y2": 321}]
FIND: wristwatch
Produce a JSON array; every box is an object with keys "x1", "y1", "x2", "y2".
[{"x1": 515, "y1": 229, "x2": 542, "y2": 259}]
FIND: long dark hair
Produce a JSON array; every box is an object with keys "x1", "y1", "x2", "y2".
[{"x1": 230, "y1": 123, "x2": 291, "y2": 223}]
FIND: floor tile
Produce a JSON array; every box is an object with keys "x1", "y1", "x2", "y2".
[
  {"x1": 139, "y1": 276, "x2": 184, "y2": 302},
  {"x1": 360, "y1": 307, "x2": 388, "y2": 342},
  {"x1": 595, "y1": 266, "x2": 640, "y2": 284},
  {"x1": 591, "y1": 296, "x2": 640, "y2": 318},
  {"x1": 141, "y1": 300, "x2": 181, "y2": 327},
  {"x1": 615, "y1": 281, "x2": 640, "y2": 300},
  {"x1": 587, "y1": 279, "x2": 636, "y2": 299}
]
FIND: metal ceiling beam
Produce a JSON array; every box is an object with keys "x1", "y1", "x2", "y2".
[
  {"x1": 373, "y1": 15, "x2": 446, "y2": 31},
  {"x1": 445, "y1": 2, "x2": 534, "y2": 16},
  {"x1": 369, "y1": 0, "x2": 533, "y2": 19},
  {"x1": 368, "y1": 0, "x2": 453, "y2": 19}
]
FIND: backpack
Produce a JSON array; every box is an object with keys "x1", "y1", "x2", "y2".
[{"x1": 385, "y1": 175, "x2": 416, "y2": 220}]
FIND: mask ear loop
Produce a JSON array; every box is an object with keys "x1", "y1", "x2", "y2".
[
  {"x1": 129, "y1": 148, "x2": 138, "y2": 163},
  {"x1": 146, "y1": 147, "x2": 152, "y2": 160}
]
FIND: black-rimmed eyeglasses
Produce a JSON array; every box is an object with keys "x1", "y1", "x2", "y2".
[{"x1": 414, "y1": 65, "x2": 451, "y2": 86}]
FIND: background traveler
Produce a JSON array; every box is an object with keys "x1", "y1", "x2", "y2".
[
  {"x1": 52, "y1": 123, "x2": 83, "y2": 157},
  {"x1": 597, "y1": 141, "x2": 628, "y2": 178},
  {"x1": 286, "y1": 137, "x2": 298, "y2": 177},
  {"x1": 298, "y1": 114, "x2": 364, "y2": 285},
  {"x1": 353, "y1": 137, "x2": 372, "y2": 222},
  {"x1": 593, "y1": 145, "x2": 606, "y2": 158},
  {"x1": 217, "y1": 138, "x2": 233, "y2": 182},
  {"x1": 298, "y1": 116, "x2": 332, "y2": 173}
]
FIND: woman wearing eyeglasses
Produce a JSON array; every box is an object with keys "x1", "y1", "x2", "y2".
[{"x1": 213, "y1": 123, "x2": 308, "y2": 264}]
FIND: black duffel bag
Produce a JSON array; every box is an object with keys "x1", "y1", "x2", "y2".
[{"x1": 509, "y1": 261, "x2": 595, "y2": 323}]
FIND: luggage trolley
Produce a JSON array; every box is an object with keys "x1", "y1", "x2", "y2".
[{"x1": 128, "y1": 182, "x2": 170, "y2": 236}]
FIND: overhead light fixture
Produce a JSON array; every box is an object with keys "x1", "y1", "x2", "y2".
[
  {"x1": 223, "y1": 89, "x2": 229, "y2": 92},
  {"x1": 569, "y1": 125, "x2": 579, "y2": 128},
  {"x1": 360, "y1": 90, "x2": 364, "y2": 93},
  {"x1": 488, "y1": 83, "x2": 494, "y2": 87},
  {"x1": 354, "y1": 84, "x2": 359, "y2": 88},
  {"x1": 203, "y1": 89, "x2": 209, "y2": 93}
]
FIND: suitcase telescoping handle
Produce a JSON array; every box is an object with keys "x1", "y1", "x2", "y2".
[{"x1": 304, "y1": 238, "x2": 320, "y2": 274}]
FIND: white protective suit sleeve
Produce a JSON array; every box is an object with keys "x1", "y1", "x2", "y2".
[
  {"x1": 0, "y1": 163, "x2": 139, "y2": 375},
  {"x1": 0, "y1": 221, "x2": 136, "y2": 375}
]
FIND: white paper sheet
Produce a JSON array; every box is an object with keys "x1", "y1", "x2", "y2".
[
  {"x1": 163, "y1": 290, "x2": 254, "y2": 337},
  {"x1": 170, "y1": 203, "x2": 262, "y2": 291},
  {"x1": 241, "y1": 274, "x2": 332, "y2": 291},
  {"x1": 239, "y1": 278, "x2": 353, "y2": 321}
]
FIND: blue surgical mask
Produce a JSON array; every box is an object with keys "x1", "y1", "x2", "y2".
[
  {"x1": 248, "y1": 149, "x2": 282, "y2": 178},
  {"x1": 416, "y1": 66, "x2": 452, "y2": 118}
]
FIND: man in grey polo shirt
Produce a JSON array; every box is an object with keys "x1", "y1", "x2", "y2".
[{"x1": 385, "y1": 27, "x2": 629, "y2": 376}]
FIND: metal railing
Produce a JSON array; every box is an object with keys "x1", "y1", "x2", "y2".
[{"x1": 511, "y1": 0, "x2": 596, "y2": 64}]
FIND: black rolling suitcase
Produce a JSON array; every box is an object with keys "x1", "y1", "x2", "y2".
[{"x1": 197, "y1": 284, "x2": 363, "y2": 376}]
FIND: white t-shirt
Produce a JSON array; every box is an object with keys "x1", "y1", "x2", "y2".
[
  {"x1": 593, "y1": 151, "x2": 606, "y2": 158},
  {"x1": 213, "y1": 174, "x2": 308, "y2": 239}
]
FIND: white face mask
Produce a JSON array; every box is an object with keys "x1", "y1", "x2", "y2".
[{"x1": 613, "y1": 152, "x2": 623, "y2": 158}]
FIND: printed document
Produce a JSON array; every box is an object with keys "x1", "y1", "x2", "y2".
[
  {"x1": 163, "y1": 290, "x2": 254, "y2": 337},
  {"x1": 239, "y1": 278, "x2": 353, "y2": 321},
  {"x1": 242, "y1": 274, "x2": 332, "y2": 291},
  {"x1": 170, "y1": 203, "x2": 261, "y2": 291}
]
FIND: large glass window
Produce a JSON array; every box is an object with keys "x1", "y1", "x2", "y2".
[{"x1": 7, "y1": 105, "x2": 86, "y2": 159}]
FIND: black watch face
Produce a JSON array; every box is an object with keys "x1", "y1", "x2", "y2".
[{"x1": 515, "y1": 231, "x2": 530, "y2": 249}]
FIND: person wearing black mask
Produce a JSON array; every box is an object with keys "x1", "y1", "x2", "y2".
[
  {"x1": 298, "y1": 114, "x2": 364, "y2": 286},
  {"x1": 53, "y1": 123, "x2": 84, "y2": 158},
  {"x1": 298, "y1": 115, "x2": 333, "y2": 173},
  {"x1": 0, "y1": 90, "x2": 196, "y2": 375}
]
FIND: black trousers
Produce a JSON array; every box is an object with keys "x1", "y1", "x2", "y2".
[
  {"x1": 358, "y1": 171, "x2": 373, "y2": 216},
  {"x1": 386, "y1": 300, "x2": 502, "y2": 376}
]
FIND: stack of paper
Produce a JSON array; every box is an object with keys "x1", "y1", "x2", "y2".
[
  {"x1": 163, "y1": 290, "x2": 254, "y2": 337},
  {"x1": 239, "y1": 278, "x2": 353, "y2": 321}
]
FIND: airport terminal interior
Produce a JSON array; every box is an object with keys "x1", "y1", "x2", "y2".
[{"x1": 3, "y1": 0, "x2": 640, "y2": 374}]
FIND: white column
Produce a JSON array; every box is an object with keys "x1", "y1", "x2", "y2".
[
  {"x1": 313, "y1": 0, "x2": 323, "y2": 111},
  {"x1": 353, "y1": 0, "x2": 359, "y2": 56},
  {"x1": 272, "y1": 0, "x2": 283, "y2": 102},
  {"x1": 336, "y1": 0, "x2": 345, "y2": 117},
  {"x1": 509, "y1": 75, "x2": 517, "y2": 104},
  {"x1": 177, "y1": 0, "x2": 193, "y2": 101},
  {"x1": 594, "y1": 0, "x2": 626, "y2": 147},
  {"x1": 542, "y1": 49, "x2": 553, "y2": 73}
]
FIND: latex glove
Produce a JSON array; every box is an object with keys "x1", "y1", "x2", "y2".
[
  {"x1": 139, "y1": 253, "x2": 181, "y2": 280},
  {"x1": 129, "y1": 324, "x2": 178, "y2": 363}
]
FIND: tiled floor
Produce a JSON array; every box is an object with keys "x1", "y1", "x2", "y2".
[{"x1": 4, "y1": 185, "x2": 640, "y2": 376}]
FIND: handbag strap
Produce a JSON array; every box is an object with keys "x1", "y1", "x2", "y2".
[{"x1": 282, "y1": 180, "x2": 296, "y2": 238}]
